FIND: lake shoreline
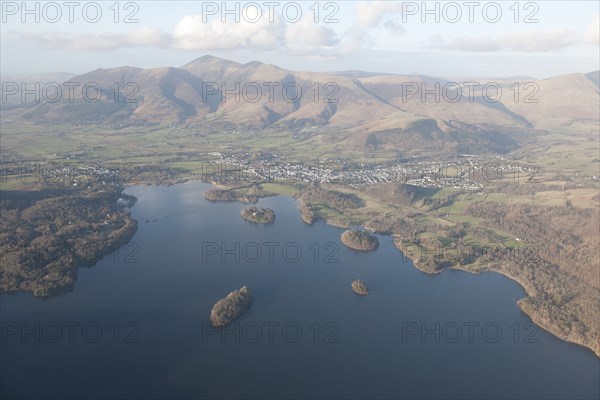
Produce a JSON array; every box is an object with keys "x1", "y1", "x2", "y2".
[
  {"x1": 4, "y1": 179, "x2": 597, "y2": 357},
  {"x1": 202, "y1": 181, "x2": 599, "y2": 358}
]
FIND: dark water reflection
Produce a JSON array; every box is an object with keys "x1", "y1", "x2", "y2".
[{"x1": 1, "y1": 181, "x2": 598, "y2": 399}]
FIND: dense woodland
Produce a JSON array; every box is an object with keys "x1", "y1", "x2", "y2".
[
  {"x1": 298, "y1": 186, "x2": 363, "y2": 224},
  {"x1": 361, "y1": 182, "x2": 599, "y2": 355},
  {"x1": 341, "y1": 230, "x2": 379, "y2": 251},
  {"x1": 466, "y1": 201, "x2": 599, "y2": 286},
  {"x1": 0, "y1": 187, "x2": 137, "y2": 296},
  {"x1": 210, "y1": 286, "x2": 254, "y2": 327}
]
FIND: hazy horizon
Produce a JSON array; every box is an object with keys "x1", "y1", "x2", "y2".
[
  {"x1": 2, "y1": 52, "x2": 599, "y2": 81},
  {"x1": 1, "y1": 1, "x2": 598, "y2": 77}
]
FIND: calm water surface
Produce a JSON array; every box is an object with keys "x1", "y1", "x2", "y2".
[{"x1": 1, "y1": 181, "x2": 598, "y2": 399}]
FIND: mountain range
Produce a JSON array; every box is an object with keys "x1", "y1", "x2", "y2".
[{"x1": 2, "y1": 55, "x2": 598, "y2": 155}]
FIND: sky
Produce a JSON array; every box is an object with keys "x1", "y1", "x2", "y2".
[{"x1": 1, "y1": 0, "x2": 598, "y2": 78}]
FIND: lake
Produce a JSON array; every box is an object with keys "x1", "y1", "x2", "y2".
[{"x1": 1, "y1": 181, "x2": 598, "y2": 399}]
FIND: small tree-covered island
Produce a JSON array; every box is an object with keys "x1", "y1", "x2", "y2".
[
  {"x1": 241, "y1": 207, "x2": 276, "y2": 224},
  {"x1": 341, "y1": 230, "x2": 379, "y2": 251},
  {"x1": 210, "y1": 286, "x2": 254, "y2": 327},
  {"x1": 352, "y1": 279, "x2": 369, "y2": 295}
]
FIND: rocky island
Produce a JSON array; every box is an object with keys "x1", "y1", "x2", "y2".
[
  {"x1": 241, "y1": 207, "x2": 275, "y2": 223},
  {"x1": 210, "y1": 286, "x2": 254, "y2": 327},
  {"x1": 340, "y1": 230, "x2": 379, "y2": 251},
  {"x1": 352, "y1": 279, "x2": 369, "y2": 295}
]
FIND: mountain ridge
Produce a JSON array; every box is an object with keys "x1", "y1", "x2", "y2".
[{"x1": 3, "y1": 55, "x2": 598, "y2": 156}]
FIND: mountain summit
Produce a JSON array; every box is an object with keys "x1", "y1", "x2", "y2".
[{"x1": 5, "y1": 56, "x2": 599, "y2": 154}]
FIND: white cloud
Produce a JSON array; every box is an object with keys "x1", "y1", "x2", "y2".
[
  {"x1": 428, "y1": 27, "x2": 581, "y2": 52},
  {"x1": 337, "y1": 1, "x2": 406, "y2": 53},
  {"x1": 583, "y1": 15, "x2": 599, "y2": 46},
  {"x1": 11, "y1": 7, "x2": 594, "y2": 58},
  {"x1": 14, "y1": 27, "x2": 172, "y2": 51},
  {"x1": 352, "y1": 1, "x2": 405, "y2": 39},
  {"x1": 285, "y1": 15, "x2": 340, "y2": 56},
  {"x1": 12, "y1": 12, "x2": 341, "y2": 57},
  {"x1": 172, "y1": 14, "x2": 286, "y2": 51}
]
